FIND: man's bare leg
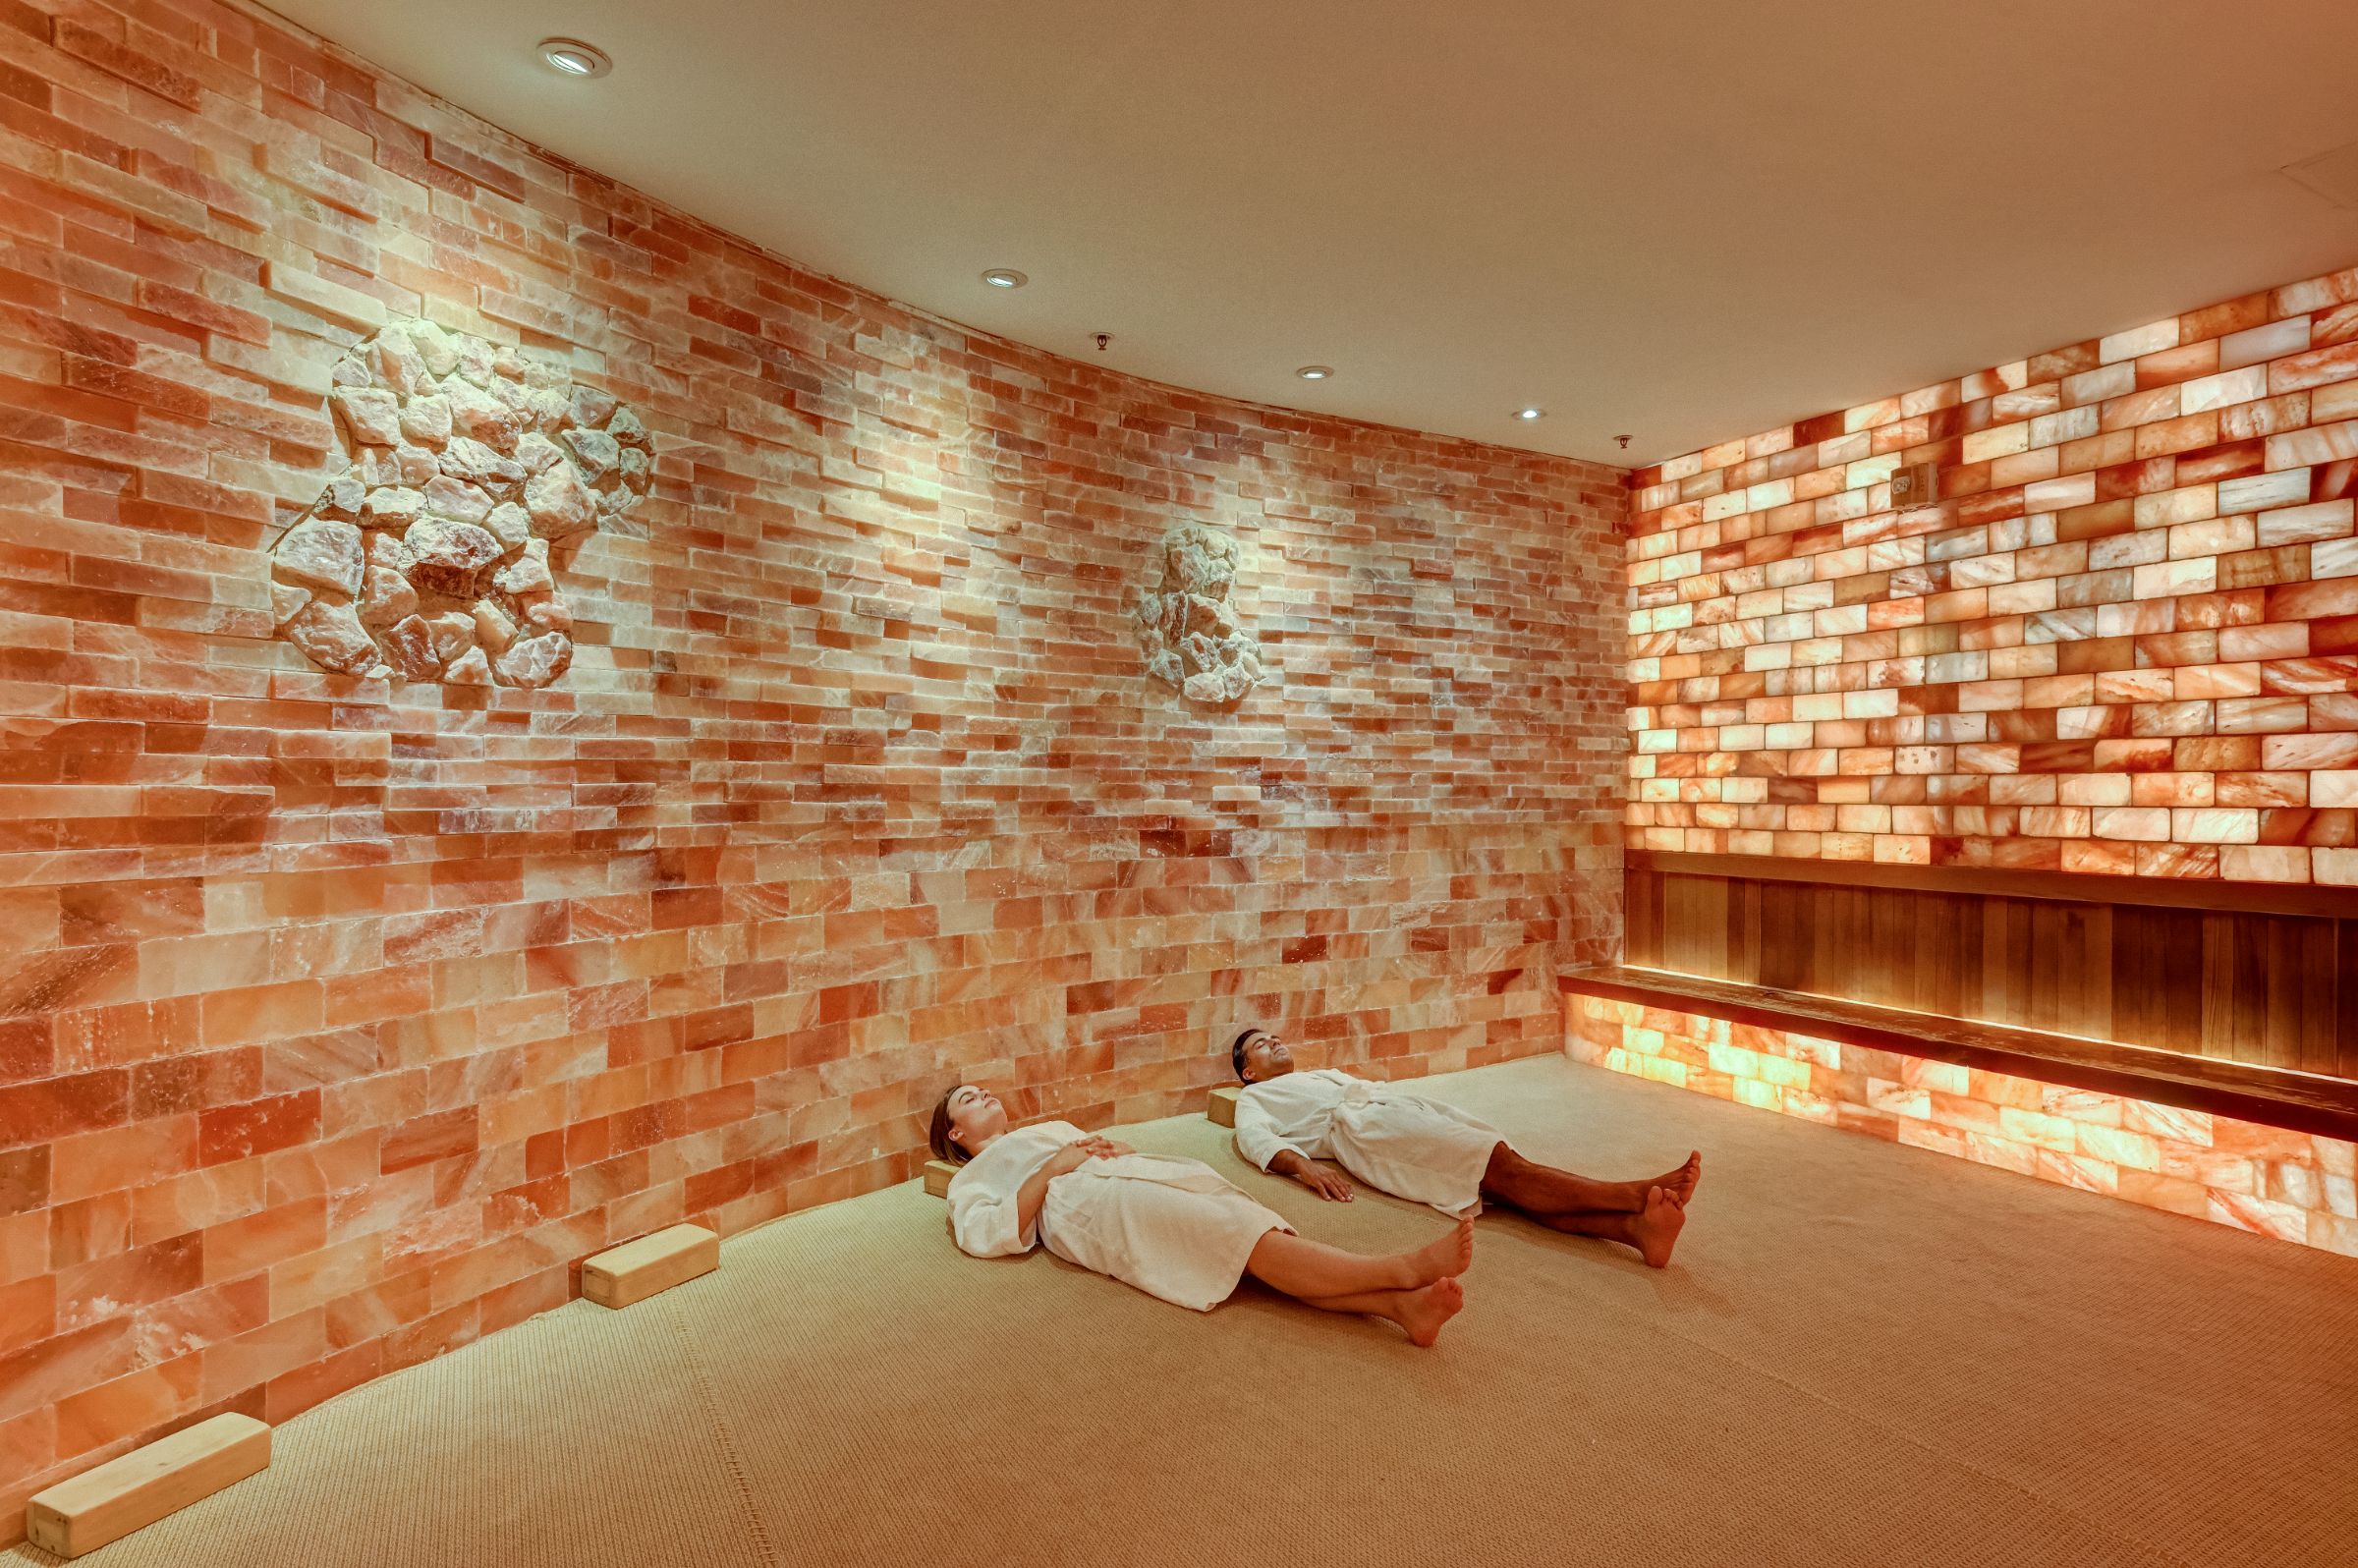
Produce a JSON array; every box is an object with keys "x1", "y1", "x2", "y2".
[
  {"x1": 1532, "y1": 1186, "x2": 1686, "y2": 1268},
  {"x1": 1480, "y1": 1145, "x2": 1702, "y2": 1216},
  {"x1": 1291, "y1": 1278, "x2": 1467, "y2": 1347}
]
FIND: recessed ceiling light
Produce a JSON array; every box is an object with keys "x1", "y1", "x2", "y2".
[
  {"x1": 1296, "y1": 365, "x2": 1334, "y2": 380},
  {"x1": 1514, "y1": 407, "x2": 1545, "y2": 420},
  {"x1": 981, "y1": 268, "x2": 1028, "y2": 289},
  {"x1": 538, "y1": 38, "x2": 611, "y2": 78}
]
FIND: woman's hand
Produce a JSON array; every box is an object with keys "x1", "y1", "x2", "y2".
[{"x1": 1045, "y1": 1135, "x2": 1132, "y2": 1178}]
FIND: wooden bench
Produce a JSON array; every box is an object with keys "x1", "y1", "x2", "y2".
[{"x1": 1562, "y1": 965, "x2": 2358, "y2": 1144}]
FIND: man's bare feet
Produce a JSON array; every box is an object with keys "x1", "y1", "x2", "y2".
[
  {"x1": 1403, "y1": 1217, "x2": 1475, "y2": 1285},
  {"x1": 1393, "y1": 1277, "x2": 1464, "y2": 1348},
  {"x1": 1630, "y1": 1185, "x2": 1685, "y2": 1268},
  {"x1": 1655, "y1": 1150, "x2": 1703, "y2": 1206}
]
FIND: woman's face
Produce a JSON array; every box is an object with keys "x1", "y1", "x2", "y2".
[{"x1": 945, "y1": 1085, "x2": 1009, "y2": 1154}]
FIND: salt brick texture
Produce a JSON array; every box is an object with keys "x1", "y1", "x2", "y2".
[
  {"x1": 0, "y1": 0, "x2": 1625, "y2": 1532},
  {"x1": 1570, "y1": 996, "x2": 2358, "y2": 1260},
  {"x1": 1625, "y1": 260, "x2": 2358, "y2": 885}
]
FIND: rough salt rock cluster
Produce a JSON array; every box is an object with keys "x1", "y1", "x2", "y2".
[
  {"x1": 1136, "y1": 524, "x2": 1265, "y2": 706},
  {"x1": 269, "y1": 319, "x2": 651, "y2": 688}
]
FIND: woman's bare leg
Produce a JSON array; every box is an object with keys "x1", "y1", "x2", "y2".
[
  {"x1": 1290, "y1": 1279, "x2": 1466, "y2": 1347},
  {"x1": 1243, "y1": 1220, "x2": 1472, "y2": 1299}
]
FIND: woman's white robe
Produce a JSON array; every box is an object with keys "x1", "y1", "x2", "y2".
[
  {"x1": 945, "y1": 1120, "x2": 1292, "y2": 1311},
  {"x1": 1233, "y1": 1069, "x2": 1505, "y2": 1218}
]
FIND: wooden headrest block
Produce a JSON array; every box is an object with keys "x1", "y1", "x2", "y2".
[
  {"x1": 923, "y1": 1159, "x2": 959, "y2": 1198},
  {"x1": 582, "y1": 1223, "x2": 718, "y2": 1309},
  {"x1": 1207, "y1": 1085, "x2": 1240, "y2": 1128},
  {"x1": 26, "y1": 1413, "x2": 270, "y2": 1558}
]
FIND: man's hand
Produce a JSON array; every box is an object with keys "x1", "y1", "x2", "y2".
[
  {"x1": 1271, "y1": 1149, "x2": 1353, "y2": 1201},
  {"x1": 1296, "y1": 1164, "x2": 1354, "y2": 1202}
]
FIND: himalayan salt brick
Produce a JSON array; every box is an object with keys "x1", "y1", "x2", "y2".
[
  {"x1": 2220, "y1": 470, "x2": 2312, "y2": 513},
  {"x1": 2316, "y1": 381, "x2": 2358, "y2": 424},
  {"x1": 2182, "y1": 364, "x2": 2268, "y2": 413},
  {"x1": 2092, "y1": 807, "x2": 2170, "y2": 840},
  {"x1": 2275, "y1": 267, "x2": 2358, "y2": 317},
  {"x1": 2214, "y1": 697, "x2": 2308, "y2": 733},
  {"x1": 2219, "y1": 315, "x2": 2312, "y2": 370},
  {"x1": 2269, "y1": 341, "x2": 2358, "y2": 395},
  {"x1": 2063, "y1": 363, "x2": 2136, "y2": 409},
  {"x1": 2301, "y1": 542, "x2": 2358, "y2": 585},
  {"x1": 1964, "y1": 363, "x2": 2031, "y2": 400},
  {"x1": 2219, "y1": 844, "x2": 2310, "y2": 881},
  {"x1": 2135, "y1": 413, "x2": 2218, "y2": 460},
  {"x1": 2263, "y1": 420, "x2": 2358, "y2": 468},
  {"x1": 2102, "y1": 319, "x2": 2180, "y2": 364},
  {"x1": 2218, "y1": 393, "x2": 2310, "y2": 442},
  {"x1": 2256, "y1": 499, "x2": 2355, "y2": 547},
  {"x1": 2314, "y1": 772, "x2": 2358, "y2": 808},
  {"x1": 2100, "y1": 386, "x2": 2181, "y2": 432},
  {"x1": 2136, "y1": 341, "x2": 2218, "y2": 389}
]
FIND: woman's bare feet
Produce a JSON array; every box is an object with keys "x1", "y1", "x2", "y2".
[
  {"x1": 1392, "y1": 1277, "x2": 1465, "y2": 1347},
  {"x1": 1402, "y1": 1217, "x2": 1475, "y2": 1285},
  {"x1": 1655, "y1": 1150, "x2": 1702, "y2": 1206},
  {"x1": 1630, "y1": 1185, "x2": 1685, "y2": 1268}
]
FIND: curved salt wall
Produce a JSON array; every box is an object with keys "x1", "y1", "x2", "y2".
[{"x1": 0, "y1": 3, "x2": 1624, "y2": 1532}]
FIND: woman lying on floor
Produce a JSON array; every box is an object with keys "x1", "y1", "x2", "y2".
[{"x1": 930, "y1": 1084, "x2": 1469, "y2": 1346}]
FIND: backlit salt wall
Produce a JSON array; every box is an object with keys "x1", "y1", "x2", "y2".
[
  {"x1": 0, "y1": 0, "x2": 1624, "y2": 1533},
  {"x1": 1626, "y1": 262, "x2": 2358, "y2": 883},
  {"x1": 1569, "y1": 995, "x2": 2358, "y2": 1259}
]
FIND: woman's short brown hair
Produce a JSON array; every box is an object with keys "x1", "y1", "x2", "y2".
[{"x1": 928, "y1": 1086, "x2": 969, "y2": 1163}]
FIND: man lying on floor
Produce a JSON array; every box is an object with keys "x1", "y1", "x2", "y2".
[
  {"x1": 1228, "y1": 1026, "x2": 1700, "y2": 1267},
  {"x1": 930, "y1": 1084, "x2": 1469, "y2": 1345}
]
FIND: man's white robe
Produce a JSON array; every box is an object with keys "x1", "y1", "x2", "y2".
[
  {"x1": 946, "y1": 1120, "x2": 1291, "y2": 1311},
  {"x1": 1233, "y1": 1069, "x2": 1505, "y2": 1217}
]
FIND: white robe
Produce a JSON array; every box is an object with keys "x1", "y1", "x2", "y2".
[
  {"x1": 1233, "y1": 1068, "x2": 1506, "y2": 1218},
  {"x1": 945, "y1": 1120, "x2": 1293, "y2": 1312}
]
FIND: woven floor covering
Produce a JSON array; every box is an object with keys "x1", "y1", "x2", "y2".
[{"x1": 12, "y1": 1056, "x2": 2354, "y2": 1568}]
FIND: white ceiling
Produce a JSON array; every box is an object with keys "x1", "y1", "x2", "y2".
[{"x1": 260, "y1": 0, "x2": 2358, "y2": 467}]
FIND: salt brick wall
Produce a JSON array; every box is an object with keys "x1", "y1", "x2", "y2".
[
  {"x1": 0, "y1": 0, "x2": 1626, "y2": 1527},
  {"x1": 1625, "y1": 260, "x2": 2358, "y2": 884},
  {"x1": 1569, "y1": 995, "x2": 2358, "y2": 1260}
]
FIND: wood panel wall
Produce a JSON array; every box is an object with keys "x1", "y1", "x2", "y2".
[{"x1": 1624, "y1": 853, "x2": 2358, "y2": 1080}]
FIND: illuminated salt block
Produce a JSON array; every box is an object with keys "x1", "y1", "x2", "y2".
[
  {"x1": 582, "y1": 1223, "x2": 717, "y2": 1309},
  {"x1": 26, "y1": 1413, "x2": 270, "y2": 1558},
  {"x1": 922, "y1": 1159, "x2": 959, "y2": 1198},
  {"x1": 1207, "y1": 1086, "x2": 1240, "y2": 1128}
]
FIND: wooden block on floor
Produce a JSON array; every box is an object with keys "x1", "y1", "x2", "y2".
[
  {"x1": 582, "y1": 1223, "x2": 717, "y2": 1309},
  {"x1": 26, "y1": 1413, "x2": 270, "y2": 1559},
  {"x1": 922, "y1": 1159, "x2": 959, "y2": 1198},
  {"x1": 1208, "y1": 1085, "x2": 1240, "y2": 1128}
]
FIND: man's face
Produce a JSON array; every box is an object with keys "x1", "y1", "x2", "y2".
[{"x1": 1240, "y1": 1031, "x2": 1295, "y2": 1083}]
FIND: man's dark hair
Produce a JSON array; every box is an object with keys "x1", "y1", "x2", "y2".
[{"x1": 1232, "y1": 1027, "x2": 1262, "y2": 1082}]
